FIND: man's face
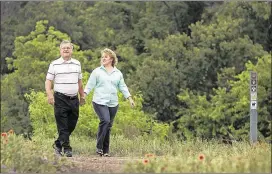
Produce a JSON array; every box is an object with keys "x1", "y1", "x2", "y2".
[{"x1": 60, "y1": 43, "x2": 73, "y2": 59}]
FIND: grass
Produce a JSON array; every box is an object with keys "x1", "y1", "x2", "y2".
[
  {"x1": 1, "y1": 132, "x2": 271, "y2": 173},
  {"x1": 123, "y1": 139, "x2": 271, "y2": 173},
  {"x1": 1, "y1": 133, "x2": 73, "y2": 173}
]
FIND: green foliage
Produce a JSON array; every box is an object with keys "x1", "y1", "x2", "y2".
[
  {"x1": 124, "y1": 141, "x2": 271, "y2": 173},
  {"x1": 82, "y1": 2, "x2": 136, "y2": 49},
  {"x1": 146, "y1": 17, "x2": 267, "y2": 94},
  {"x1": 132, "y1": 12, "x2": 267, "y2": 121},
  {"x1": 132, "y1": 2, "x2": 207, "y2": 41},
  {"x1": 1, "y1": 73, "x2": 31, "y2": 134},
  {"x1": 175, "y1": 54, "x2": 271, "y2": 141},
  {"x1": 1, "y1": 133, "x2": 72, "y2": 173},
  {"x1": 1, "y1": 1, "x2": 208, "y2": 74},
  {"x1": 202, "y1": 2, "x2": 271, "y2": 51},
  {"x1": 1, "y1": 20, "x2": 92, "y2": 134},
  {"x1": 1, "y1": 1, "x2": 271, "y2": 141},
  {"x1": 1, "y1": 2, "x2": 92, "y2": 73},
  {"x1": 115, "y1": 44, "x2": 142, "y2": 77},
  {"x1": 1, "y1": 132, "x2": 270, "y2": 173},
  {"x1": 27, "y1": 73, "x2": 170, "y2": 140},
  {"x1": 128, "y1": 59, "x2": 181, "y2": 122}
]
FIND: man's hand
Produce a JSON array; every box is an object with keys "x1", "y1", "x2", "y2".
[
  {"x1": 80, "y1": 96, "x2": 86, "y2": 106},
  {"x1": 128, "y1": 97, "x2": 135, "y2": 108},
  {"x1": 47, "y1": 95, "x2": 55, "y2": 105},
  {"x1": 45, "y1": 80, "x2": 54, "y2": 105}
]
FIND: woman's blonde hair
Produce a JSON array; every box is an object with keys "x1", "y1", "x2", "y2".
[{"x1": 101, "y1": 48, "x2": 118, "y2": 66}]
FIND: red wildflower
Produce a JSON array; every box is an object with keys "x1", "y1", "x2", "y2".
[
  {"x1": 1, "y1": 132, "x2": 7, "y2": 137},
  {"x1": 142, "y1": 159, "x2": 149, "y2": 165},
  {"x1": 198, "y1": 154, "x2": 205, "y2": 161}
]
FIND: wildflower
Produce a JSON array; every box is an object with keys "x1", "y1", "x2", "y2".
[
  {"x1": 198, "y1": 154, "x2": 205, "y2": 161},
  {"x1": 142, "y1": 159, "x2": 149, "y2": 165},
  {"x1": 8, "y1": 129, "x2": 14, "y2": 135},
  {"x1": 145, "y1": 153, "x2": 155, "y2": 158},
  {"x1": 1, "y1": 132, "x2": 7, "y2": 137}
]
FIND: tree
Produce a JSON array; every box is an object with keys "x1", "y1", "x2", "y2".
[
  {"x1": 146, "y1": 16, "x2": 267, "y2": 94},
  {"x1": 128, "y1": 59, "x2": 181, "y2": 122},
  {"x1": 132, "y1": 5, "x2": 268, "y2": 122},
  {"x1": 1, "y1": 20, "x2": 92, "y2": 133},
  {"x1": 175, "y1": 54, "x2": 271, "y2": 141},
  {"x1": 202, "y1": 1, "x2": 271, "y2": 52},
  {"x1": 1, "y1": 1, "x2": 93, "y2": 74}
]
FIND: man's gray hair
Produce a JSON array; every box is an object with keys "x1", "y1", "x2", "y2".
[{"x1": 60, "y1": 40, "x2": 73, "y2": 49}]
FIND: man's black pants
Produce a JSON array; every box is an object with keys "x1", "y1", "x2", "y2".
[
  {"x1": 54, "y1": 92, "x2": 79, "y2": 151},
  {"x1": 92, "y1": 102, "x2": 118, "y2": 154}
]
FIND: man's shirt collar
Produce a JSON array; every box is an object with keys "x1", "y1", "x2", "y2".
[{"x1": 60, "y1": 57, "x2": 73, "y2": 63}]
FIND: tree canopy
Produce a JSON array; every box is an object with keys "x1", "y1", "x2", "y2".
[{"x1": 1, "y1": 1, "x2": 271, "y2": 141}]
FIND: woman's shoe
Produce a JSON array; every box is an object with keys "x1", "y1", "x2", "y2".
[
  {"x1": 64, "y1": 149, "x2": 73, "y2": 157},
  {"x1": 103, "y1": 153, "x2": 111, "y2": 157}
]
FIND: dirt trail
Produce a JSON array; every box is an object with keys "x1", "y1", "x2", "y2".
[{"x1": 67, "y1": 155, "x2": 139, "y2": 173}]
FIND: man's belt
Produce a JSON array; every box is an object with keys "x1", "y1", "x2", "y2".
[{"x1": 55, "y1": 92, "x2": 78, "y2": 100}]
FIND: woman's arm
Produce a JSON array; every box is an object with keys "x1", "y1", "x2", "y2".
[
  {"x1": 84, "y1": 70, "x2": 97, "y2": 96},
  {"x1": 118, "y1": 73, "x2": 135, "y2": 107}
]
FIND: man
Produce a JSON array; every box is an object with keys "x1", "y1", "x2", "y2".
[{"x1": 45, "y1": 40, "x2": 85, "y2": 157}]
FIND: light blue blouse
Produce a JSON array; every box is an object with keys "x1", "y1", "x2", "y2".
[{"x1": 84, "y1": 66, "x2": 131, "y2": 107}]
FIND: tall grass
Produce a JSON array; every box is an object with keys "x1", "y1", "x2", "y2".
[
  {"x1": 1, "y1": 132, "x2": 271, "y2": 173},
  {"x1": 1, "y1": 133, "x2": 73, "y2": 173},
  {"x1": 121, "y1": 137, "x2": 271, "y2": 173}
]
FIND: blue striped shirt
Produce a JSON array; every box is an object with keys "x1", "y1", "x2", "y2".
[{"x1": 84, "y1": 66, "x2": 131, "y2": 107}]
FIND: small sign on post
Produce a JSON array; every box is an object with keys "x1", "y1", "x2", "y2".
[{"x1": 249, "y1": 71, "x2": 258, "y2": 143}]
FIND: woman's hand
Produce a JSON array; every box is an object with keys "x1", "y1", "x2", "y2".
[{"x1": 128, "y1": 97, "x2": 135, "y2": 108}]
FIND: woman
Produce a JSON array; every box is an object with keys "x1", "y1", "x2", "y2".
[{"x1": 83, "y1": 48, "x2": 135, "y2": 157}]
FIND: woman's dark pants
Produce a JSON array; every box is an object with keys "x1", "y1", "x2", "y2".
[{"x1": 92, "y1": 102, "x2": 118, "y2": 154}]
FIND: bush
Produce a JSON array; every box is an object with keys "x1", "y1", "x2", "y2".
[
  {"x1": 175, "y1": 54, "x2": 271, "y2": 141},
  {"x1": 26, "y1": 79, "x2": 170, "y2": 141},
  {"x1": 0, "y1": 131, "x2": 72, "y2": 173}
]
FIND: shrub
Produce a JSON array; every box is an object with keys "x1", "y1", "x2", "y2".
[{"x1": 1, "y1": 131, "x2": 72, "y2": 173}]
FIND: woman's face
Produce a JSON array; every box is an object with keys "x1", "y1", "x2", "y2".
[{"x1": 101, "y1": 53, "x2": 113, "y2": 66}]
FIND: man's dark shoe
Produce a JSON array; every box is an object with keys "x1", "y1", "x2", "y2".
[
  {"x1": 52, "y1": 144, "x2": 62, "y2": 156},
  {"x1": 64, "y1": 150, "x2": 72, "y2": 157},
  {"x1": 96, "y1": 148, "x2": 103, "y2": 156}
]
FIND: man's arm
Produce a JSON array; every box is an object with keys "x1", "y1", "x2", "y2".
[
  {"x1": 45, "y1": 79, "x2": 54, "y2": 105},
  {"x1": 78, "y1": 79, "x2": 84, "y2": 97},
  {"x1": 78, "y1": 79, "x2": 86, "y2": 105}
]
